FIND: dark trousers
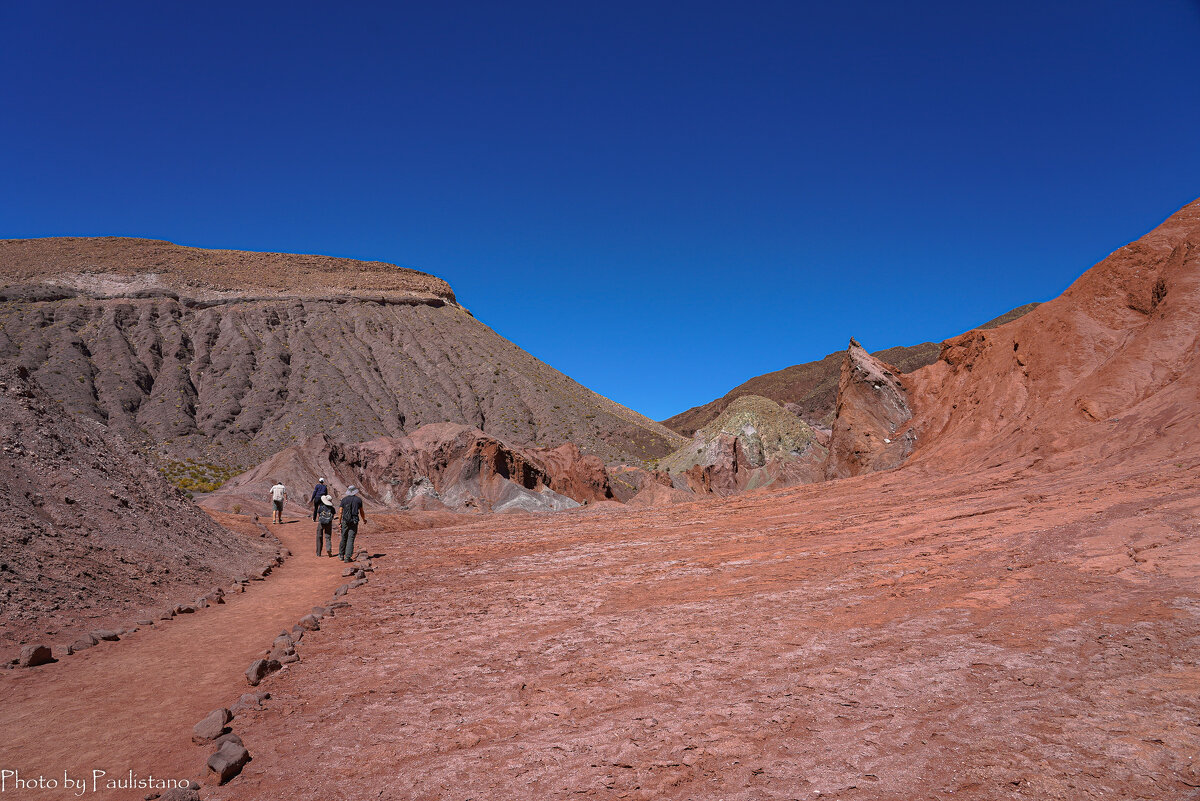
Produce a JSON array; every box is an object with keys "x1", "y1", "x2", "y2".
[
  {"x1": 316, "y1": 521, "x2": 333, "y2": 554},
  {"x1": 338, "y1": 519, "x2": 358, "y2": 562}
]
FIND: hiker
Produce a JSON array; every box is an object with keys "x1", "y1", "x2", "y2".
[
  {"x1": 315, "y1": 493, "x2": 336, "y2": 557},
  {"x1": 310, "y1": 477, "x2": 328, "y2": 521},
  {"x1": 338, "y1": 485, "x2": 367, "y2": 562},
  {"x1": 269, "y1": 480, "x2": 287, "y2": 524}
]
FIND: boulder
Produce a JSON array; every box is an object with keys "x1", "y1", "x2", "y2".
[
  {"x1": 72, "y1": 632, "x2": 100, "y2": 651},
  {"x1": 245, "y1": 658, "x2": 281, "y2": 687},
  {"x1": 214, "y1": 732, "x2": 244, "y2": 749},
  {"x1": 157, "y1": 788, "x2": 201, "y2": 801},
  {"x1": 207, "y1": 740, "x2": 251, "y2": 784},
  {"x1": 18, "y1": 644, "x2": 53, "y2": 667},
  {"x1": 230, "y1": 692, "x2": 269, "y2": 714},
  {"x1": 91, "y1": 629, "x2": 120, "y2": 642},
  {"x1": 192, "y1": 708, "x2": 232, "y2": 744}
]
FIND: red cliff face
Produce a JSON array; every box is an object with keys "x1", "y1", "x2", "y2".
[{"x1": 824, "y1": 340, "x2": 915, "y2": 480}]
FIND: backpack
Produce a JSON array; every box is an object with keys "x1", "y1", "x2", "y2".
[{"x1": 317, "y1": 504, "x2": 335, "y2": 525}]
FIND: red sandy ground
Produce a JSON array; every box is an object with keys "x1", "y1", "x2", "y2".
[
  {"x1": 0, "y1": 445, "x2": 1196, "y2": 801},
  {"x1": 197, "y1": 449, "x2": 1198, "y2": 800}
]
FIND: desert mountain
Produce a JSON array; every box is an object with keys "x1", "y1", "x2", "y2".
[
  {"x1": 663, "y1": 303, "x2": 1039, "y2": 435},
  {"x1": 0, "y1": 238, "x2": 685, "y2": 473},
  {"x1": 658, "y1": 395, "x2": 826, "y2": 495},
  {"x1": 904, "y1": 198, "x2": 1200, "y2": 473},
  {"x1": 205, "y1": 422, "x2": 613, "y2": 515},
  {"x1": 0, "y1": 360, "x2": 274, "y2": 653}
]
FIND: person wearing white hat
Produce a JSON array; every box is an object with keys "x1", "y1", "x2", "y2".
[
  {"x1": 315, "y1": 492, "x2": 337, "y2": 557},
  {"x1": 338, "y1": 485, "x2": 367, "y2": 562}
]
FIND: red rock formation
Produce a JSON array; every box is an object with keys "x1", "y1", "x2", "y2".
[
  {"x1": 206, "y1": 422, "x2": 614, "y2": 515},
  {"x1": 824, "y1": 340, "x2": 915, "y2": 479},
  {"x1": 907, "y1": 197, "x2": 1200, "y2": 472},
  {"x1": 606, "y1": 466, "x2": 676, "y2": 503}
]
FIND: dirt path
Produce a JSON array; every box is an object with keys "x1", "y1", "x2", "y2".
[{"x1": 0, "y1": 513, "x2": 347, "y2": 794}]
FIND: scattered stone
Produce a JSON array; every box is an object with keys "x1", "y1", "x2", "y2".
[
  {"x1": 349, "y1": 578, "x2": 368, "y2": 589},
  {"x1": 157, "y1": 788, "x2": 200, "y2": 801},
  {"x1": 290, "y1": 626, "x2": 305, "y2": 640},
  {"x1": 312, "y1": 606, "x2": 328, "y2": 618},
  {"x1": 230, "y1": 691, "x2": 270, "y2": 713},
  {"x1": 91, "y1": 629, "x2": 120, "y2": 642},
  {"x1": 51, "y1": 643, "x2": 74, "y2": 659},
  {"x1": 214, "y1": 732, "x2": 244, "y2": 749},
  {"x1": 192, "y1": 708, "x2": 233, "y2": 744},
  {"x1": 341, "y1": 567, "x2": 356, "y2": 577},
  {"x1": 297, "y1": 614, "x2": 320, "y2": 631},
  {"x1": 269, "y1": 644, "x2": 294, "y2": 661},
  {"x1": 159, "y1": 609, "x2": 175, "y2": 621},
  {"x1": 333, "y1": 583, "x2": 350, "y2": 597},
  {"x1": 245, "y1": 658, "x2": 281, "y2": 687},
  {"x1": 193, "y1": 598, "x2": 209, "y2": 609},
  {"x1": 207, "y1": 740, "x2": 251, "y2": 784},
  {"x1": 18, "y1": 644, "x2": 53, "y2": 667},
  {"x1": 354, "y1": 569, "x2": 366, "y2": 579},
  {"x1": 174, "y1": 604, "x2": 196, "y2": 614},
  {"x1": 72, "y1": 632, "x2": 99, "y2": 651},
  {"x1": 136, "y1": 619, "x2": 155, "y2": 626}
]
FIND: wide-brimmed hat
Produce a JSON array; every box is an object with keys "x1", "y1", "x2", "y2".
[
  {"x1": 321, "y1": 494, "x2": 335, "y2": 506},
  {"x1": 346, "y1": 485, "x2": 359, "y2": 496}
]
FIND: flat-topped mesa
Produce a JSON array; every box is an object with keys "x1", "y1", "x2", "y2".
[
  {"x1": 824, "y1": 338, "x2": 915, "y2": 480},
  {"x1": 0, "y1": 237, "x2": 459, "y2": 307}
]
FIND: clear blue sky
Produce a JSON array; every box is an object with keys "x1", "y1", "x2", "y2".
[{"x1": 3, "y1": 1, "x2": 1199, "y2": 421}]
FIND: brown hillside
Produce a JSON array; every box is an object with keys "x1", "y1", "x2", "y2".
[
  {"x1": 663, "y1": 303, "x2": 1039, "y2": 435},
  {"x1": 0, "y1": 360, "x2": 274, "y2": 656},
  {"x1": 0, "y1": 238, "x2": 685, "y2": 469}
]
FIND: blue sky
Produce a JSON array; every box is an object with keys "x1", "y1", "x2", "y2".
[{"x1": 3, "y1": 1, "x2": 1199, "y2": 421}]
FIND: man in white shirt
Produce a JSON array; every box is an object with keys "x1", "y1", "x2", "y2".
[{"x1": 269, "y1": 481, "x2": 287, "y2": 524}]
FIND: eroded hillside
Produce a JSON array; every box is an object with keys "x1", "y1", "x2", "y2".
[{"x1": 0, "y1": 238, "x2": 685, "y2": 469}]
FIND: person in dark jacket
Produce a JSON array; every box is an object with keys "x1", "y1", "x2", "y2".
[
  {"x1": 310, "y1": 477, "x2": 328, "y2": 521},
  {"x1": 338, "y1": 485, "x2": 367, "y2": 562}
]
